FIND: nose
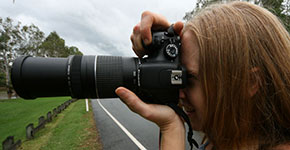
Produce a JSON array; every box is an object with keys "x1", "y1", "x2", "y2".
[{"x1": 179, "y1": 88, "x2": 186, "y2": 99}]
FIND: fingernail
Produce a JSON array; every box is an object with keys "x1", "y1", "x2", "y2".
[{"x1": 116, "y1": 88, "x2": 126, "y2": 97}]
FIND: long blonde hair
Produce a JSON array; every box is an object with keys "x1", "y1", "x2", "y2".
[{"x1": 184, "y1": 1, "x2": 290, "y2": 149}]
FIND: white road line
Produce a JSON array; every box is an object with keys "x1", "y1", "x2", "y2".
[{"x1": 97, "y1": 99, "x2": 147, "y2": 150}]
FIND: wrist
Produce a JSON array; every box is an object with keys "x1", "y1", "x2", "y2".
[{"x1": 159, "y1": 116, "x2": 185, "y2": 150}]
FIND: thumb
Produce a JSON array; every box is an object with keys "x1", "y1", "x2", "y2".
[{"x1": 115, "y1": 87, "x2": 151, "y2": 118}]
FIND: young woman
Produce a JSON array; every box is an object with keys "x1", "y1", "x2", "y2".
[{"x1": 116, "y1": 1, "x2": 290, "y2": 149}]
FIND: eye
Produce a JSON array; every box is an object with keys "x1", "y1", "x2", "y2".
[
  {"x1": 187, "y1": 78, "x2": 195, "y2": 88},
  {"x1": 186, "y1": 73, "x2": 198, "y2": 88}
]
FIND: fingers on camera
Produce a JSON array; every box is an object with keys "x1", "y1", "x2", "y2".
[
  {"x1": 131, "y1": 24, "x2": 147, "y2": 57},
  {"x1": 174, "y1": 21, "x2": 184, "y2": 36}
]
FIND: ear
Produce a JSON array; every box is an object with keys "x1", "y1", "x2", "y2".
[{"x1": 248, "y1": 67, "x2": 260, "y2": 97}]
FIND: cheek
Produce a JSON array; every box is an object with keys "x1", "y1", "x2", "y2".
[
  {"x1": 188, "y1": 83, "x2": 205, "y2": 113},
  {"x1": 187, "y1": 83, "x2": 206, "y2": 126}
]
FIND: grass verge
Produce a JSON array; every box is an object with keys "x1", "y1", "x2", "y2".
[
  {"x1": 0, "y1": 97, "x2": 69, "y2": 144},
  {"x1": 20, "y1": 99, "x2": 102, "y2": 150}
]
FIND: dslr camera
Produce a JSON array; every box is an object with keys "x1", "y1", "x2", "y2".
[{"x1": 11, "y1": 26, "x2": 187, "y2": 104}]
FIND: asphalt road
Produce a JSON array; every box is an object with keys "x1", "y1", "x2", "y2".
[
  {"x1": 91, "y1": 98, "x2": 159, "y2": 150},
  {"x1": 91, "y1": 98, "x2": 203, "y2": 150}
]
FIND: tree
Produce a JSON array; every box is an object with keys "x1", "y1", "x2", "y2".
[
  {"x1": 20, "y1": 24, "x2": 45, "y2": 56},
  {"x1": 256, "y1": 0, "x2": 290, "y2": 32},
  {"x1": 0, "y1": 71, "x2": 5, "y2": 87},
  {"x1": 65, "y1": 46, "x2": 83, "y2": 56},
  {"x1": 0, "y1": 17, "x2": 83, "y2": 99},
  {"x1": 183, "y1": 0, "x2": 290, "y2": 32},
  {"x1": 0, "y1": 17, "x2": 22, "y2": 98},
  {"x1": 40, "y1": 31, "x2": 65, "y2": 57},
  {"x1": 40, "y1": 31, "x2": 82, "y2": 57}
]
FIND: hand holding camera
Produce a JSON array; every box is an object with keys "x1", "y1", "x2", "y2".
[
  {"x1": 118, "y1": 11, "x2": 187, "y2": 149},
  {"x1": 130, "y1": 11, "x2": 184, "y2": 58}
]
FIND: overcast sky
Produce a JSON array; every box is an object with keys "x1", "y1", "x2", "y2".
[{"x1": 0, "y1": 0, "x2": 196, "y2": 56}]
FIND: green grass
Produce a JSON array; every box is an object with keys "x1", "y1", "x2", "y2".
[
  {"x1": 20, "y1": 99, "x2": 102, "y2": 150},
  {"x1": 0, "y1": 97, "x2": 102, "y2": 150},
  {"x1": 0, "y1": 97, "x2": 69, "y2": 148}
]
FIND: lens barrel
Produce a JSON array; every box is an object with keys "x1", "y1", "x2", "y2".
[{"x1": 11, "y1": 55, "x2": 137, "y2": 99}]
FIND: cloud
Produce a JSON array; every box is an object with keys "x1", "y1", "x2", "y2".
[{"x1": 0, "y1": 0, "x2": 196, "y2": 56}]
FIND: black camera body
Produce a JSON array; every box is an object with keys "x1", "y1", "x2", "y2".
[
  {"x1": 136, "y1": 28, "x2": 186, "y2": 104},
  {"x1": 11, "y1": 26, "x2": 187, "y2": 104}
]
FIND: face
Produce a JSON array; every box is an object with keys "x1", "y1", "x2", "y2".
[{"x1": 180, "y1": 30, "x2": 205, "y2": 131}]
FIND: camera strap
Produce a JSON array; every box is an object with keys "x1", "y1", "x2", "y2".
[{"x1": 166, "y1": 103, "x2": 199, "y2": 150}]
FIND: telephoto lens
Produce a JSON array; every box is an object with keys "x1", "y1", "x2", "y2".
[
  {"x1": 11, "y1": 55, "x2": 137, "y2": 99},
  {"x1": 11, "y1": 27, "x2": 187, "y2": 104}
]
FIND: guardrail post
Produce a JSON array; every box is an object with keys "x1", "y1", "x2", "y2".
[
  {"x1": 53, "y1": 108, "x2": 57, "y2": 117},
  {"x1": 26, "y1": 123, "x2": 34, "y2": 139},
  {"x1": 2, "y1": 136, "x2": 13, "y2": 150},
  {"x1": 47, "y1": 111, "x2": 52, "y2": 122},
  {"x1": 57, "y1": 105, "x2": 61, "y2": 113},
  {"x1": 2, "y1": 136, "x2": 21, "y2": 150},
  {"x1": 38, "y1": 116, "x2": 45, "y2": 129}
]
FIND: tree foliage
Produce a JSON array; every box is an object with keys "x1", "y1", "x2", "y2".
[
  {"x1": 0, "y1": 17, "x2": 83, "y2": 98},
  {"x1": 0, "y1": 17, "x2": 22, "y2": 95},
  {"x1": 40, "y1": 31, "x2": 82, "y2": 57},
  {"x1": 257, "y1": 0, "x2": 290, "y2": 32},
  {"x1": 20, "y1": 24, "x2": 45, "y2": 56},
  {"x1": 183, "y1": 0, "x2": 290, "y2": 32},
  {"x1": 0, "y1": 70, "x2": 5, "y2": 87}
]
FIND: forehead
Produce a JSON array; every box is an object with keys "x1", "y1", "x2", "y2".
[{"x1": 181, "y1": 30, "x2": 200, "y2": 75}]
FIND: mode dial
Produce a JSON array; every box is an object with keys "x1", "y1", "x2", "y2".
[{"x1": 165, "y1": 44, "x2": 178, "y2": 59}]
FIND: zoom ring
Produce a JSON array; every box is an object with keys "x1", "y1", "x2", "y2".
[{"x1": 96, "y1": 56, "x2": 123, "y2": 98}]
